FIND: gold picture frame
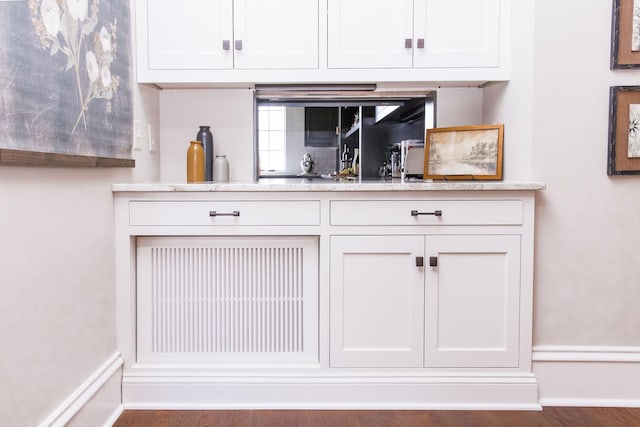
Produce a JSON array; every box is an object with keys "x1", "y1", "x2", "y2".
[{"x1": 424, "y1": 124, "x2": 504, "y2": 180}]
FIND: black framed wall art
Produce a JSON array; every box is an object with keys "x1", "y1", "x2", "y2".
[{"x1": 607, "y1": 86, "x2": 640, "y2": 175}]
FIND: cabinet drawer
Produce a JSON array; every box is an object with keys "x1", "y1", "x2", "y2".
[
  {"x1": 330, "y1": 200, "x2": 523, "y2": 226},
  {"x1": 130, "y1": 200, "x2": 320, "y2": 226}
]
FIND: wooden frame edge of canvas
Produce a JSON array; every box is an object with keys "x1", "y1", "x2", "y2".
[
  {"x1": 0, "y1": 148, "x2": 135, "y2": 168},
  {"x1": 423, "y1": 124, "x2": 504, "y2": 181}
]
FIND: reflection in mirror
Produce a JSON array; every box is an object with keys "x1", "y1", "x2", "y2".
[
  {"x1": 258, "y1": 106, "x2": 286, "y2": 171},
  {"x1": 255, "y1": 91, "x2": 435, "y2": 180}
]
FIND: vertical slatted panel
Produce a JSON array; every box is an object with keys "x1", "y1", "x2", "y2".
[{"x1": 149, "y1": 245, "x2": 304, "y2": 354}]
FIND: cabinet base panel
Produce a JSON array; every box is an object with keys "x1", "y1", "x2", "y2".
[{"x1": 122, "y1": 375, "x2": 540, "y2": 410}]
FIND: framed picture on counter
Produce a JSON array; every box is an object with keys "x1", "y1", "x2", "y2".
[
  {"x1": 608, "y1": 86, "x2": 640, "y2": 175},
  {"x1": 611, "y1": 0, "x2": 640, "y2": 68},
  {"x1": 424, "y1": 124, "x2": 504, "y2": 181}
]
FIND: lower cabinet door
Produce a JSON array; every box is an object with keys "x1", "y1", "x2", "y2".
[
  {"x1": 330, "y1": 235, "x2": 425, "y2": 368},
  {"x1": 136, "y1": 236, "x2": 319, "y2": 365},
  {"x1": 424, "y1": 234, "x2": 521, "y2": 368}
]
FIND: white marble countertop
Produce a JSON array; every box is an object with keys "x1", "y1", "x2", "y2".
[{"x1": 113, "y1": 179, "x2": 546, "y2": 192}]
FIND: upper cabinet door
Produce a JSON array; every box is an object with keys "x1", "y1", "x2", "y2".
[
  {"x1": 146, "y1": 0, "x2": 233, "y2": 70},
  {"x1": 414, "y1": 0, "x2": 501, "y2": 68},
  {"x1": 327, "y1": 0, "x2": 414, "y2": 69},
  {"x1": 234, "y1": 0, "x2": 319, "y2": 69}
]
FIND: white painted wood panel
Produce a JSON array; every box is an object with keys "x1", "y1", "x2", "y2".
[
  {"x1": 424, "y1": 234, "x2": 521, "y2": 367},
  {"x1": 129, "y1": 200, "x2": 320, "y2": 226},
  {"x1": 330, "y1": 200, "x2": 523, "y2": 226},
  {"x1": 234, "y1": 0, "x2": 319, "y2": 69},
  {"x1": 414, "y1": 0, "x2": 501, "y2": 68},
  {"x1": 327, "y1": 0, "x2": 414, "y2": 68},
  {"x1": 147, "y1": 0, "x2": 233, "y2": 70},
  {"x1": 330, "y1": 235, "x2": 425, "y2": 367}
]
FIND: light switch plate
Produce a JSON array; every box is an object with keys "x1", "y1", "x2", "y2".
[
  {"x1": 148, "y1": 123, "x2": 157, "y2": 152},
  {"x1": 133, "y1": 120, "x2": 142, "y2": 151}
]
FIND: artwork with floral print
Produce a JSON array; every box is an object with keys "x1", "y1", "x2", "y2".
[
  {"x1": 628, "y1": 104, "x2": 640, "y2": 157},
  {"x1": 0, "y1": 0, "x2": 132, "y2": 160},
  {"x1": 634, "y1": 0, "x2": 640, "y2": 51}
]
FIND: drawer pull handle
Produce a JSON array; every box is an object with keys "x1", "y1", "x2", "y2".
[
  {"x1": 209, "y1": 210, "x2": 240, "y2": 217},
  {"x1": 411, "y1": 209, "x2": 442, "y2": 217}
]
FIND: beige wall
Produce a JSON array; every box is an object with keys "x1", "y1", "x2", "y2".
[
  {"x1": 0, "y1": 3, "x2": 161, "y2": 425},
  {"x1": 531, "y1": 0, "x2": 640, "y2": 346},
  {"x1": 0, "y1": 168, "x2": 119, "y2": 427}
]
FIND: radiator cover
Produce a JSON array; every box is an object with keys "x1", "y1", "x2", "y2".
[{"x1": 136, "y1": 236, "x2": 319, "y2": 365}]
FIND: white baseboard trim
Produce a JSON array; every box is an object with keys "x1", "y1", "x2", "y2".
[
  {"x1": 38, "y1": 352, "x2": 124, "y2": 427},
  {"x1": 103, "y1": 404, "x2": 124, "y2": 427},
  {"x1": 122, "y1": 373, "x2": 541, "y2": 410},
  {"x1": 533, "y1": 346, "x2": 640, "y2": 407},
  {"x1": 537, "y1": 398, "x2": 640, "y2": 408},
  {"x1": 533, "y1": 345, "x2": 640, "y2": 362}
]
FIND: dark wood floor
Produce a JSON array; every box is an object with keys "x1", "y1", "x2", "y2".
[{"x1": 114, "y1": 408, "x2": 640, "y2": 427}]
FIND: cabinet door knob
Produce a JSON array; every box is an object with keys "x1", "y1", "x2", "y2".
[
  {"x1": 429, "y1": 256, "x2": 438, "y2": 267},
  {"x1": 404, "y1": 38, "x2": 412, "y2": 49},
  {"x1": 222, "y1": 40, "x2": 230, "y2": 51},
  {"x1": 411, "y1": 210, "x2": 442, "y2": 217},
  {"x1": 235, "y1": 40, "x2": 243, "y2": 50},
  {"x1": 416, "y1": 256, "x2": 424, "y2": 267},
  {"x1": 417, "y1": 38, "x2": 425, "y2": 49}
]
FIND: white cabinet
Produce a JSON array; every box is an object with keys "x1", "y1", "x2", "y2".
[
  {"x1": 328, "y1": 198, "x2": 525, "y2": 370},
  {"x1": 330, "y1": 235, "x2": 425, "y2": 368},
  {"x1": 114, "y1": 187, "x2": 542, "y2": 408},
  {"x1": 146, "y1": 0, "x2": 233, "y2": 70},
  {"x1": 424, "y1": 234, "x2": 520, "y2": 368},
  {"x1": 125, "y1": 196, "x2": 322, "y2": 366},
  {"x1": 138, "y1": 0, "x2": 319, "y2": 75},
  {"x1": 413, "y1": 0, "x2": 501, "y2": 68},
  {"x1": 234, "y1": 0, "x2": 319, "y2": 69},
  {"x1": 327, "y1": 0, "x2": 414, "y2": 68},
  {"x1": 330, "y1": 233, "x2": 520, "y2": 369},
  {"x1": 136, "y1": 0, "x2": 510, "y2": 84},
  {"x1": 328, "y1": 0, "x2": 501, "y2": 69}
]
